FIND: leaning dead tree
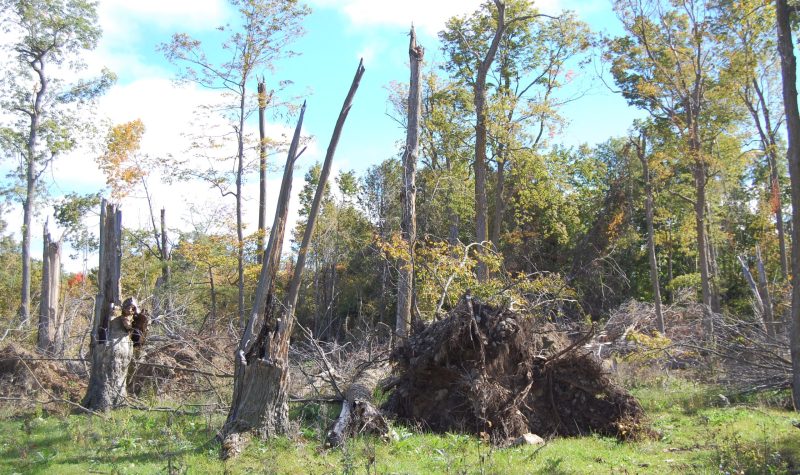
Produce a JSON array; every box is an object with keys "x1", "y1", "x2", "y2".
[
  {"x1": 738, "y1": 248, "x2": 776, "y2": 339},
  {"x1": 82, "y1": 201, "x2": 130, "y2": 411},
  {"x1": 219, "y1": 60, "x2": 365, "y2": 459},
  {"x1": 395, "y1": 27, "x2": 423, "y2": 339},
  {"x1": 37, "y1": 221, "x2": 63, "y2": 355}
]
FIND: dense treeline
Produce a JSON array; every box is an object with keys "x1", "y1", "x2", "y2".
[{"x1": 0, "y1": 0, "x2": 798, "y2": 403}]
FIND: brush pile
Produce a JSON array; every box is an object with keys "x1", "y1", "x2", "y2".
[{"x1": 0, "y1": 343, "x2": 86, "y2": 401}]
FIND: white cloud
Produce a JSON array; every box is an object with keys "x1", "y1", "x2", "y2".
[
  {"x1": 309, "y1": 0, "x2": 563, "y2": 36},
  {"x1": 98, "y1": 0, "x2": 229, "y2": 33}
]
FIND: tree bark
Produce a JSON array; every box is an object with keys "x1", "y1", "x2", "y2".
[
  {"x1": 82, "y1": 201, "x2": 131, "y2": 411},
  {"x1": 221, "y1": 60, "x2": 365, "y2": 458},
  {"x1": 775, "y1": 0, "x2": 800, "y2": 411},
  {"x1": 633, "y1": 134, "x2": 664, "y2": 333},
  {"x1": 396, "y1": 28, "x2": 423, "y2": 339},
  {"x1": 37, "y1": 222, "x2": 63, "y2": 354},
  {"x1": 473, "y1": 0, "x2": 506, "y2": 282}
]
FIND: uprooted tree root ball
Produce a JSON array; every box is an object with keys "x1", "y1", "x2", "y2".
[{"x1": 383, "y1": 297, "x2": 646, "y2": 444}]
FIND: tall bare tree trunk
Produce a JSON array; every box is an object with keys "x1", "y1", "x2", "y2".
[
  {"x1": 153, "y1": 208, "x2": 172, "y2": 318},
  {"x1": 82, "y1": 201, "x2": 130, "y2": 411},
  {"x1": 473, "y1": 0, "x2": 506, "y2": 282},
  {"x1": 396, "y1": 28, "x2": 423, "y2": 339},
  {"x1": 18, "y1": 60, "x2": 47, "y2": 326},
  {"x1": 257, "y1": 79, "x2": 270, "y2": 264},
  {"x1": 19, "y1": 179, "x2": 34, "y2": 326},
  {"x1": 160, "y1": 208, "x2": 170, "y2": 288},
  {"x1": 775, "y1": 0, "x2": 800, "y2": 411},
  {"x1": 221, "y1": 60, "x2": 365, "y2": 459},
  {"x1": 633, "y1": 134, "x2": 664, "y2": 333},
  {"x1": 37, "y1": 222, "x2": 63, "y2": 354},
  {"x1": 235, "y1": 84, "x2": 247, "y2": 329}
]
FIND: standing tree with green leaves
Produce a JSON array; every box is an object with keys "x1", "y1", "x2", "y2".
[
  {"x1": 440, "y1": 0, "x2": 514, "y2": 281},
  {"x1": 608, "y1": 0, "x2": 743, "y2": 333},
  {"x1": 439, "y1": 0, "x2": 588, "y2": 278},
  {"x1": 0, "y1": 0, "x2": 114, "y2": 325},
  {"x1": 719, "y1": 0, "x2": 789, "y2": 281},
  {"x1": 160, "y1": 0, "x2": 310, "y2": 327}
]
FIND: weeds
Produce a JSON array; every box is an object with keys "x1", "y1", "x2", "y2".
[{"x1": 0, "y1": 375, "x2": 797, "y2": 474}]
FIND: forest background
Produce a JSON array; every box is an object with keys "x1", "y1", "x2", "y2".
[{"x1": 0, "y1": 0, "x2": 798, "y2": 413}]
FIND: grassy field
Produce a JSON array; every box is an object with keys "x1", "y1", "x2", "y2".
[{"x1": 1, "y1": 376, "x2": 798, "y2": 474}]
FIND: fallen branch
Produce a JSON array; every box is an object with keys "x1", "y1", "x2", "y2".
[{"x1": 326, "y1": 361, "x2": 391, "y2": 447}]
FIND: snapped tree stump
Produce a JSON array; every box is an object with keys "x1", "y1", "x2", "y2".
[
  {"x1": 82, "y1": 201, "x2": 137, "y2": 411},
  {"x1": 220, "y1": 60, "x2": 365, "y2": 459},
  {"x1": 37, "y1": 222, "x2": 64, "y2": 355}
]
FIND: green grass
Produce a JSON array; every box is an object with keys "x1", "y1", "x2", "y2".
[{"x1": 1, "y1": 376, "x2": 798, "y2": 474}]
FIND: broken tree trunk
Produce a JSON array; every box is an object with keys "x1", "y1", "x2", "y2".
[
  {"x1": 220, "y1": 60, "x2": 365, "y2": 459},
  {"x1": 326, "y1": 362, "x2": 391, "y2": 447},
  {"x1": 221, "y1": 103, "x2": 306, "y2": 456},
  {"x1": 37, "y1": 221, "x2": 63, "y2": 355},
  {"x1": 396, "y1": 27, "x2": 423, "y2": 339},
  {"x1": 82, "y1": 201, "x2": 131, "y2": 411}
]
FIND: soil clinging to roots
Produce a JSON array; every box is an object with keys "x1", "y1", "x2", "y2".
[{"x1": 383, "y1": 297, "x2": 645, "y2": 443}]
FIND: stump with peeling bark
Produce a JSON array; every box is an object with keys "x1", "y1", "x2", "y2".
[{"x1": 82, "y1": 201, "x2": 132, "y2": 411}]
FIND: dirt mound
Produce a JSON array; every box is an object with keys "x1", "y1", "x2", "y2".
[
  {"x1": 0, "y1": 343, "x2": 86, "y2": 401},
  {"x1": 129, "y1": 336, "x2": 233, "y2": 396},
  {"x1": 383, "y1": 297, "x2": 645, "y2": 443}
]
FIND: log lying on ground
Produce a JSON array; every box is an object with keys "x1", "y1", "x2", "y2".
[
  {"x1": 326, "y1": 363, "x2": 391, "y2": 447},
  {"x1": 383, "y1": 296, "x2": 645, "y2": 444}
]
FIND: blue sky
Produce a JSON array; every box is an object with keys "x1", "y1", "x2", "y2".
[
  {"x1": 89, "y1": 0, "x2": 638, "y2": 177},
  {"x1": 2, "y1": 0, "x2": 642, "y2": 270}
]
